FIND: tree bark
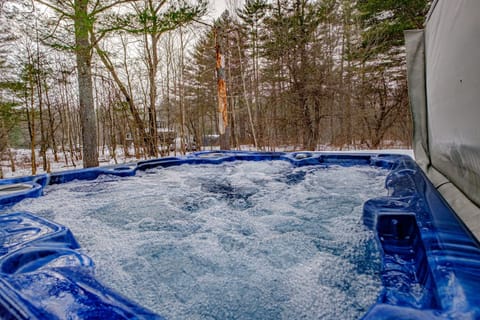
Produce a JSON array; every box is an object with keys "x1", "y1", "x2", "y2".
[
  {"x1": 146, "y1": 31, "x2": 159, "y2": 157},
  {"x1": 74, "y1": 0, "x2": 98, "y2": 167},
  {"x1": 215, "y1": 29, "x2": 230, "y2": 150}
]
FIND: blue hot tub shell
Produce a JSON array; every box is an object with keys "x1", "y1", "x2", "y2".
[{"x1": 0, "y1": 151, "x2": 479, "y2": 319}]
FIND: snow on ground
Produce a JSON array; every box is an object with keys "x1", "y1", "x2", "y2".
[{"x1": 0, "y1": 146, "x2": 414, "y2": 179}]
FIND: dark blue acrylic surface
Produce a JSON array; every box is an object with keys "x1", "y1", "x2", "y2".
[{"x1": 0, "y1": 151, "x2": 479, "y2": 319}]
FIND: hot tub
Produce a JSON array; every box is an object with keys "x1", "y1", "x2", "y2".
[{"x1": 0, "y1": 151, "x2": 479, "y2": 319}]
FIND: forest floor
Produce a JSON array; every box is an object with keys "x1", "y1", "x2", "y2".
[{"x1": 0, "y1": 145, "x2": 414, "y2": 179}]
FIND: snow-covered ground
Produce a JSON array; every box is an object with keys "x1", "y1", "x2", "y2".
[{"x1": 0, "y1": 146, "x2": 414, "y2": 179}]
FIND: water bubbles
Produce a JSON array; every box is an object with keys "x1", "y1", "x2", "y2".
[{"x1": 9, "y1": 160, "x2": 388, "y2": 319}]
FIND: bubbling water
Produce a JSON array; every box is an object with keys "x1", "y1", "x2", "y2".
[{"x1": 11, "y1": 161, "x2": 387, "y2": 319}]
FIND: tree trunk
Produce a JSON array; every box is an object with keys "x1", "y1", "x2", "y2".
[
  {"x1": 146, "y1": 32, "x2": 159, "y2": 157},
  {"x1": 215, "y1": 29, "x2": 230, "y2": 150},
  {"x1": 44, "y1": 80, "x2": 58, "y2": 162},
  {"x1": 35, "y1": 69, "x2": 48, "y2": 171},
  {"x1": 25, "y1": 75, "x2": 37, "y2": 175},
  {"x1": 8, "y1": 148, "x2": 15, "y2": 173},
  {"x1": 237, "y1": 31, "x2": 258, "y2": 149},
  {"x1": 74, "y1": 0, "x2": 98, "y2": 167}
]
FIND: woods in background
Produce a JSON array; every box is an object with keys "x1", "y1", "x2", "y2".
[{"x1": 0, "y1": 0, "x2": 430, "y2": 175}]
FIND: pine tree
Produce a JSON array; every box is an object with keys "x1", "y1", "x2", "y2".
[
  {"x1": 0, "y1": 2, "x2": 22, "y2": 160},
  {"x1": 357, "y1": 0, "x2": 430, "y2": 56},
  {"x1": 355, "y1": 0, "x2": 431, "y2": 147},
  {"x1": 183, "y1": 28, "x2": 217, "y2": 148},
  {"x1": 236, "y1": 0, "x2": 268, "y2": 146}
]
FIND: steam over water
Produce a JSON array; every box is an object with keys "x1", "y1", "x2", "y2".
[{"x1": 11, "y1": 161, "x2": 388, "y2": 319}]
